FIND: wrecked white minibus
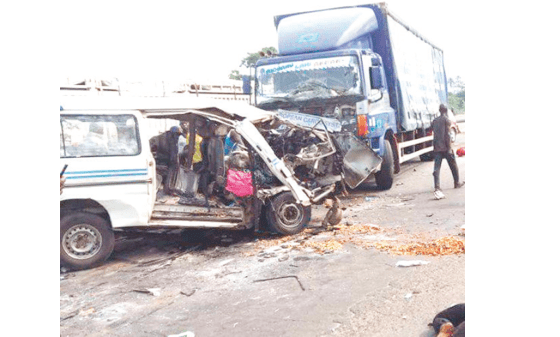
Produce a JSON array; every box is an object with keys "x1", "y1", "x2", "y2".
[{"x1": 60, "y1": 97, "x2": 381, "y2": 270}]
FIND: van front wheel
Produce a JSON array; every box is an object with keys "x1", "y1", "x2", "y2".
[
  {"x1": 60, "y1": 212, "x2": 115, "y2": 270},
  {"x1": 266, "y1": 192, "x2": 310, "y2": 235}
]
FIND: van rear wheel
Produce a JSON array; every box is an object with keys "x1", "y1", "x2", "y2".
[{"x1": 60, "y1": 212, "x2": 115, "y2": 270}]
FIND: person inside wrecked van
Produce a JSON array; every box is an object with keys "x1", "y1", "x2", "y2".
[
  {"x1": 150, "y1": 123, "x2": 204, "y2": 196},
  {"x1": 178, "y1": 119, "x2": 228, "y2": 206},
  {"x1": 224, "y1": 129, "x2": 243, "y2": 156},
  {"x1": 150, "y1": 126, "x2": 183, "y2": 194},
  {"x1": 178, "y1": 121, "x2": 203, "y2": 171}
]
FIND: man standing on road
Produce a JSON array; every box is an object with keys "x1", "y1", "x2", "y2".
[{"x1": 432, "y1": 104, "x2": 464, "y2": 199}]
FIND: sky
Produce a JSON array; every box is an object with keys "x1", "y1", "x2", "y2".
[{"x1": 60, "y1": 0, "x2": 467, "y2": 84}]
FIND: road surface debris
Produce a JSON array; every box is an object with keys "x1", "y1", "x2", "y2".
[
  {"x1": 244, "y1": 224, "x2": 464, "y2": 257},
  {"x1": 373, "y1": 236, "x2": 465, "y2": 256}
]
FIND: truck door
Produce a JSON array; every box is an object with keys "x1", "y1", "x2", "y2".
[{"x1": 362, "y1": 56, "x2": 397, "y2": 153}]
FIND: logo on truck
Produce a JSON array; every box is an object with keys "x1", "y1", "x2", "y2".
[{"x1": 297, "y1": 33, "x2": 319, "y2": 43}]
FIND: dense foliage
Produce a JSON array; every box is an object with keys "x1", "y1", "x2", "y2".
[{"x1": 448, "y1": 76, "x2": 465, "y2": 114}]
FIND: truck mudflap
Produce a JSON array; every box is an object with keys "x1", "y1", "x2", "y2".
[{"x1": 332, "y1": 132, "x2": 383, "y2": 189}]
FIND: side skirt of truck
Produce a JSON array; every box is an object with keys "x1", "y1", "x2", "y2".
[{"x1": 395, "y1": 131, "x2": 433, "y2": 164}]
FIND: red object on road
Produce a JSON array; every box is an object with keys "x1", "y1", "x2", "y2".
[{"x1": 456, "y1": 147, "x2": 465, "y2": 157}]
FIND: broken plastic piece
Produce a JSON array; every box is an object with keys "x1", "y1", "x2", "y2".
[
  {"x1": 395, "y1": 260, "x2": 430, "y2": 267},
  {"x1": 167, "y1": 332, "x2": 195, "y2": 337},
  {"x1": 133, "y1": 288, "x2": 161, "y2": 296}
]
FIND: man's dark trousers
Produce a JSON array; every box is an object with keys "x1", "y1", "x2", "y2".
[{"x1": 433, "y1": 150, "x2": 459, "y2": 190}]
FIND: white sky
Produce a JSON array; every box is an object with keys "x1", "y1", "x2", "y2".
[{"x1": 60, "y1": 0, "x2": 466, "y2": 83}]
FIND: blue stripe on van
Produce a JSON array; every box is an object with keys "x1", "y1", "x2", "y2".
[
  {"x1": 65, "y1": 169, "x2": 147, "y2": 175},
  {"x1": 64, "y1": 169, "x2": 148, "y2": 180}
]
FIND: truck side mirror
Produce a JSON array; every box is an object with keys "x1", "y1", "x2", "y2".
[{"x1": 369, "y1": 67, "x2": 383, "y2": 90}]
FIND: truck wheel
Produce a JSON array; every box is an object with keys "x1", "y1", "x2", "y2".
[
  {"x1": 266, "y1": 192, "x2": 311, "y2": 235},
  {"x1": 375, "y1": 139, "x2": 394, "y2": 190},
  {"x1": 420, "y1": 152, "x2": 434, "y2": 161},
  {"x1": 60, "y1": 212, "x2": 115, "y2": 270}
]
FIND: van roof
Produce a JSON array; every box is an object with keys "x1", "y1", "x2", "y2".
[{"x1": 60, "y1": 96, "x2": 275, "y2": 123}]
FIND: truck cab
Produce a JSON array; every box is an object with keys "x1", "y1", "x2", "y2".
[
  {"x1": 255, "y1": 3, "x2": 448, "y2": 190},
  {"x1": 256, "y1": 49, "x2": 395, "y2": 153}
]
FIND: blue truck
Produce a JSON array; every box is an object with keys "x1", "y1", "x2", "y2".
[{"x1": 254, "y1": 3, "x2": 448, "y2": 190}]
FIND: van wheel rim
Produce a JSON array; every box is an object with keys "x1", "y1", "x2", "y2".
[
  {"x1": 62, "y1": 224, "x2": 102, "y2": 260},
  {"x1": 278, "y1": 203, "x2": 302, "y2": 228}
]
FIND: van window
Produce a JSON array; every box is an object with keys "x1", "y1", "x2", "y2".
[{"x1": 60, "y1": 114, "x2": 141, "y2": 158}]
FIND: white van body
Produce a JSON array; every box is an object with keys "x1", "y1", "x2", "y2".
[{"x1": 60, "y1": 97, "x2": 381, "y2": 270}]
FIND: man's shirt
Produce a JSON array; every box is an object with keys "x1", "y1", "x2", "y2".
[{"x1": 432, "y1": 115, "x2": 452, "y2": 152}]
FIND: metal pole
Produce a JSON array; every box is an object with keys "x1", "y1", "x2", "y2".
[{"x1": 249, "y1": 67, "x2": 253, "y2": 105}]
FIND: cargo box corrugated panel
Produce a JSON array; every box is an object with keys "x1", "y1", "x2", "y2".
[{"x1": 386, "y1": 14, "x2": 447, "y2": 131}]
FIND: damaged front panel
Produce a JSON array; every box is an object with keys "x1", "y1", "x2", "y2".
[
  {"x1": 332, "y1": 133, "x2": 382, "y2": 189},
  {"x1": 264, "y1": 112, "x2": 382, "y2": 191},
  {"x1": 234, "y1": 118, "x2": 312, "y2": 206}
]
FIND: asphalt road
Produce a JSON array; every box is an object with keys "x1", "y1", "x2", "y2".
[{"x1": 60, "y1": 125, "x2": 465, "y2": 337}]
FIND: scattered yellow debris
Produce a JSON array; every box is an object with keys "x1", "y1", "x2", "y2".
[
  {"x1": 373, "y1": 236, "x2": 465, "y2": 256},
  {"x1": 249, "y1": 225, "x2": 464, "y2": 256},
  {"x1": 301, "y1": 239, "x2": 344, "y2": 253}
]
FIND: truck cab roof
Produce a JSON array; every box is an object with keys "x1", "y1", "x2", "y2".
[{"x1": 275, "y1": 6, "x2": 379, "y2": 55}]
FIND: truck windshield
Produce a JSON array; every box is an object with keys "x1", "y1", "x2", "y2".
[{"x1": 256, "y1": 55, "x2": 362, "y2": 106}]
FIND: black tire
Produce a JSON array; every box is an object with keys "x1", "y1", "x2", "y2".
[
  {"x1": 420, "y1": 152, "x2": 434, "y2": 161},
  {"x1": 60, "y1": 212, "x2": 115, "y2": 270},
  {"x1": 374, "y1": 139, "x2": 394, "y2": 190},
  {"x1": 266, "y1": 192, "x2": 311, "y2": 235}
]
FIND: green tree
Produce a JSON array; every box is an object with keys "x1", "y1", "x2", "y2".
[
  {"x1": 229, "y1": 47, "x2": 278, "y2": 80},
  {"x1": 229, "y1": 70, "x2": 242, "y2": 80},
  {"x1": 448, "y1": 76, "x2": 465, "y2": 92},
  {"x1": 448, "y1": 76, "x2": 465, "y2": 114},
  {"x1": 240, "y1": 47, "x2": 278, "y2": 68},
  {"x1": 448, "y1": 91, "x2": 465, "y2": 114}
]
